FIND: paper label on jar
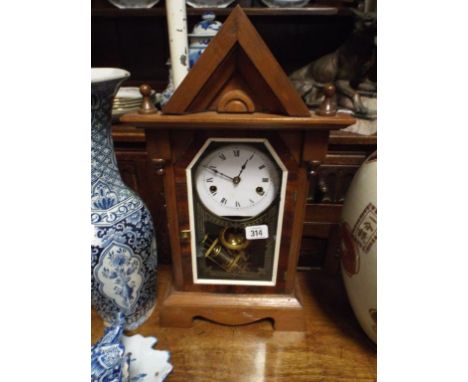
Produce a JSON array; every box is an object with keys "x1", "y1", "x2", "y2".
[{"x1": 245, "y1": 225, "x2": 269, "y2": 240}]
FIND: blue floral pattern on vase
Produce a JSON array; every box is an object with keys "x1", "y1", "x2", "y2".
[
  {"x1": 95, "y1": 242, "x2": 144, "y2": 310},
  {"x1": 91, "y1": 68, "x2": 157, "y2": 330}
]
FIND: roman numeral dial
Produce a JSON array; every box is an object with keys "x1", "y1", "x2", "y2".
[{"x1": 194, "y1": 143, "x2": 282, "y2": 217}]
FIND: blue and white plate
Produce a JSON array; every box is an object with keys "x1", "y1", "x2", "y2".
[
  {"x1": 122, "y1": 334, "x2": 173, "y2": 382},
  {"x1": 92, "y1": 314, "x2": 173, "y2": 382}
]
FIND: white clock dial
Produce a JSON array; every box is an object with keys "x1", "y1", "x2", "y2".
[{"x1": 194, "y1": 144, "x2": 281, "y2": 217}]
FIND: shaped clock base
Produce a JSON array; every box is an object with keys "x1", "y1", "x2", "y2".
[{"x1": 159, "y1": 277, "x2": 306, "y2": 331}]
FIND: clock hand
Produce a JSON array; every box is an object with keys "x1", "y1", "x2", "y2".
[
  {"x1": 236, "y1": 153, "x2": 255, "y2": 179},
  {"x1": 203, "y1": 166, "x2": 235, "y2": 182}
]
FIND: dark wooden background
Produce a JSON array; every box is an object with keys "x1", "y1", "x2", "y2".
[
  {"x1": 93, "y1": 0, "x2": 377, "y2": 271},
  {"x1": 92, "y1": 0, "x2": 355, "y2": 90}
]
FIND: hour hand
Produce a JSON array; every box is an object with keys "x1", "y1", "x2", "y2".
[
  {"x1": 203, "y1": 166, "x2": 234, "y2": 182},
  {"x1": 237, "y1": 153, "x2": 254, "y2": 178}
]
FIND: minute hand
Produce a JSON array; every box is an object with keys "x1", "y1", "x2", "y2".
[{"x1": 203, "y1": 166, "x2": 234, "y2": 182}]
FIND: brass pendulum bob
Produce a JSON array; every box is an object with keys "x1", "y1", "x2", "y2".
[{"x1": 219, "y1": 227, "x2": 250, "y2": 251}]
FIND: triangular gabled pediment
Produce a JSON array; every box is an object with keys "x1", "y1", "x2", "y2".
[{"x1": 163, "y1": 6, "x2": 310, "y2": 117}]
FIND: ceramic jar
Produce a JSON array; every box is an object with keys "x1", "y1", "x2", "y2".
[
  {"x1": 340, "y1": 151, "x2": 377, "y2": 343},
  {"x1": 188, "y1": 12, "x2": 222, "y2": 68},
  {"x1": 91, "y1": 68, "x2": 158, "y2": 330}
]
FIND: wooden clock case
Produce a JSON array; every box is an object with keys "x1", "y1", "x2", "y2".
[{"x1": 122, "y1": 6, "x2": 354, "y2": 331}]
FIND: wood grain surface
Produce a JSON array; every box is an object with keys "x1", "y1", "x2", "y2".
[
  {"x1": 92, "y1": 265, "x2": 376, "y2": 382},
  {"x1": 120, "y1": 111, "x2": 355, "y2": 130}
]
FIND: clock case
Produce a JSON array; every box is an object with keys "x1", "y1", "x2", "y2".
[{"x1": 122, "y1": 6, "x2": 355, "y2": 330}]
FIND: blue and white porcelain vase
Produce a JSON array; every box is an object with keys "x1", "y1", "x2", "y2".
[{"x1": 91, "y1": 68, "x2": 157, "y2": 330}]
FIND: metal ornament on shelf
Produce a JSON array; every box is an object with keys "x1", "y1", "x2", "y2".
[
  {"x1": 289, "y1": 9, "x2": 376, "y2": 119},
  {"x1": 91, "y1": 68, "x2": 158, "y2": 330},
  {"x1": 186, "y1": 0, "x2": 235, "y2": 8}
]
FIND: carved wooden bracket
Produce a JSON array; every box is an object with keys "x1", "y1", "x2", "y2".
[
  {"x1": 307, "y1": 160, "x2": 322, "y2": 199},
  {"x1": 217, "y1": 89, "x2": 255, "y2": 113},
  {"x1": 151, "y1": 158, "x2": 166, "y2": 175},
  {"x1": 307, "y1": 160, "x2": 322, "y2": 178}
]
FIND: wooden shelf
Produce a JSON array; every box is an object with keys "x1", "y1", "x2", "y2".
[
  {"x1": 91, "y1": 6, "x2": 353, "y2": 18},
  {"x1": 330, "y1": 129, "x2": 377, "y2": 145}
]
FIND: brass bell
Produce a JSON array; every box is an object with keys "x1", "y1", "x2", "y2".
[{"x1": 219, "y1": 227, "x2": 250, "y2": 251}]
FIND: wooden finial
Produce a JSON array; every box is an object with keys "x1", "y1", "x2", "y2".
[
  {"x1": 138, "y1": 84, "x2": 158, "y2": 114},
  {"x1": 316, "y1": 83, "x2": 337, "y2": 116}
]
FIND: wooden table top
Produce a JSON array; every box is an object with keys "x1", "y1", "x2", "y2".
[{"x1": 92, "y1": 266, "x2": 376, "y2": 382}]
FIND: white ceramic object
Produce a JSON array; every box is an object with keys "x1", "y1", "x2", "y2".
[
  {"x1": 340, "y1": 151, "x2": 377, "y2": 343},
  {"x1": 116, "y1": 87, "x2": 144, "y2": 99},
  {"x1": 186, "y1": 0, "x2": 235, "y2": 8},
  {"x1": 122, "y1": 334, "x2": 173, "y2": 382},
  {"x1": 188, "y1": 12, "x2": 222, "y2": 68},
  {"x1": 112, "y1": 87, "x2": 157, "y2": 120},
  {"x1": 166, "y1": 0, "x2": 189, "y2": 89},
  {"x1": 107, "y1": 0, "x2": 160, "y2": 9},
  {"x1": 189, "y1": 12, "x2": 222, "y2": 37},
  {"x1": 261, "y1": 0, "x2": 310, "y2": 7}
]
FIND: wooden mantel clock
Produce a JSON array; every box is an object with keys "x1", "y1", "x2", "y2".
[{"x1": 122, "y1": 6, "x2": 354, "y2": 331}]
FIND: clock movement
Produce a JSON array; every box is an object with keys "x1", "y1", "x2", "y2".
[{"x1": 122, "y1": 6, "x2": 354, "y2": 330}]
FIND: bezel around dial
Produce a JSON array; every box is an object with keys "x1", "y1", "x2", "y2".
[{"x1": 194, "y1": 143, "x2": 280, "y2": 218}]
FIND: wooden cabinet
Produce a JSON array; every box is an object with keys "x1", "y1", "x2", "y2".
[
  {"x1": 112, "y1": 125, "x2": 376, "y2": 271},
  {"x1": 302, "y1": 131, "x2": 376, "y2": 273}
]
